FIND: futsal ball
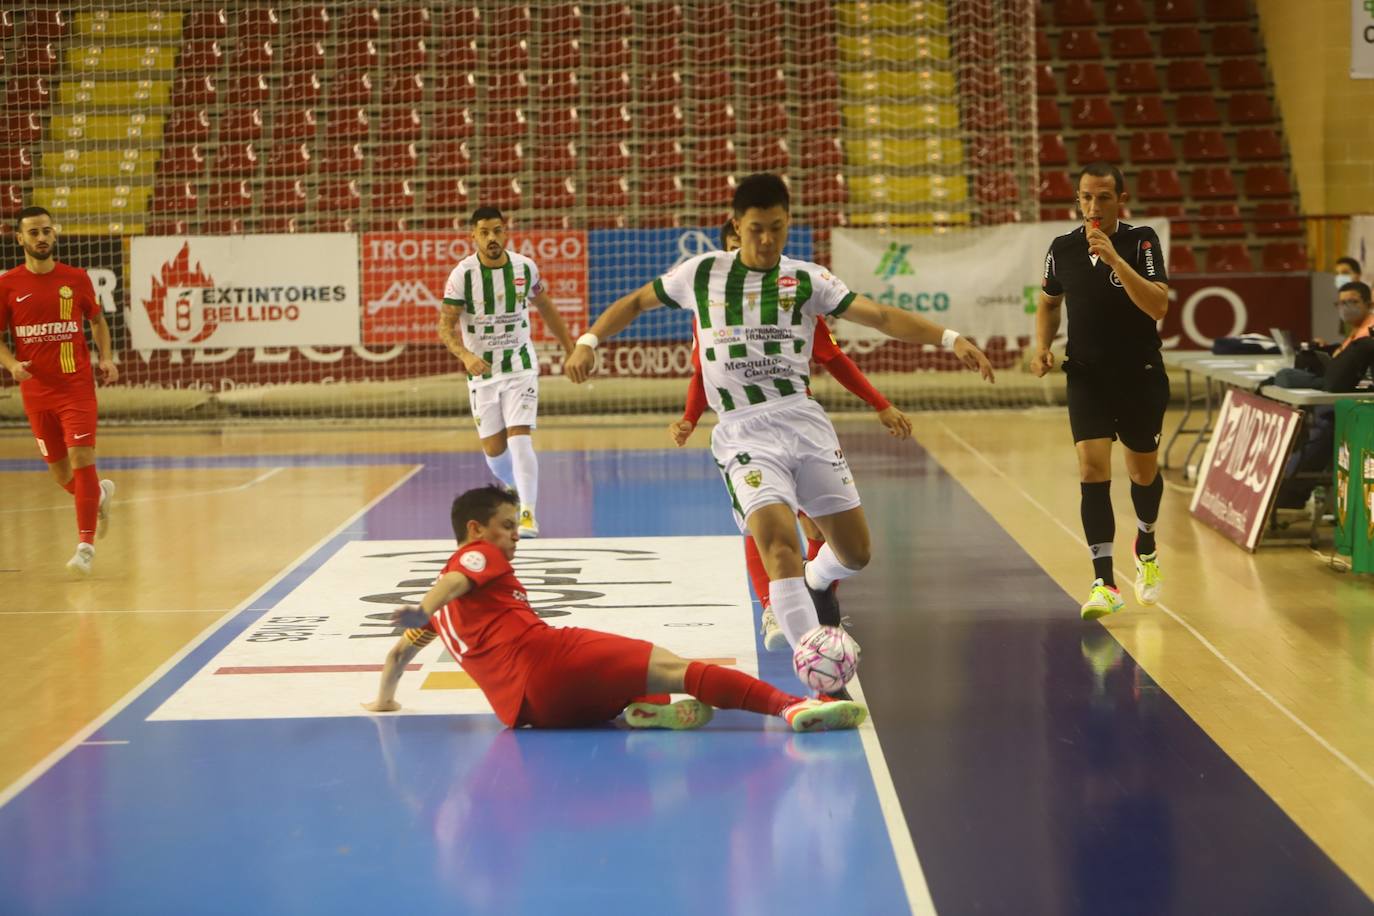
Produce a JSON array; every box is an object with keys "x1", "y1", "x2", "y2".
[{"x1": 792, "y1": 625, "x2": 860, "y2": 694}]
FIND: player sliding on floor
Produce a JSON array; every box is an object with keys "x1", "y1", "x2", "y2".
[
  {"x1": 671, "y1": 218, "x2": 912, "y2": 652},
  {"x1": 362, "y1": 485, "x2": 866, "y2": 732},
  {"x1": 566, "y1": 174, "x2": 995, "y2": 694}
]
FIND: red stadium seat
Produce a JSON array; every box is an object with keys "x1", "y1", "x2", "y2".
[
  {"x1": 538, "y1": 108, "x2": 579, "y2": 140},
  {"x1": 1159, "y1": 27, "x2": 1204, "y2": 57},
  {"x1": 694, "y1": 173, "x2": 739, "y2": 214},
  {"x1": 429, "y1": 140, "x2": 474, "y2": 175},
  {"x1": 1064, "y1": 63, "x2": 1109, "y2": 94},
  {"x1": 970, "y1": 135, "x2": 1013, "y2": 167},
  {"x1": 208, "y1": 180, "x2": 254, "y2": 213},
  {"x1": 638, "y1": 175, "x2": 685, "y2": 210},
  {"x1": 486, "y1": 36, "x2": 531, "y2": 70},
  {"x1": 743, "y1": 102, "x2": 788, "y2": 136},
  {"x1": 528, "y1": 139, "x2": 573, "y2": 174},
  {"x1": 695, "y1": 137, "x2": 738, "y2": 171},
  {"x1": 539, "y1": 3, "x2": 582, "y2": 35},
  {"x1": 219, "y1": 108, "x2": 264, "y2": 142},
  {"x1": 1038, "y1": 171, "x2": 1075, "y2": 203},
  {"x1": 1211, "y1": 24, "x2": 1257, "y2": 55},
  {"x1": 1109, "y1": 27, "x2": 1153, "y2": 58},
  {"x1": 377, "y1": 108, "x2": 422, "y2": 141},
  {"x1": 1103, "y1": 0, "x2": 1147, "y2": 20},
  {"x1": 1166, "y1": 60, "x2": 1211, "y2": 92},
  {"x1": 23, "y1": 9, "x2": 70, "y2": 39},
  {"x1": 484, "y1": 107, "x2": 528, "y2": 139},
  {"x1": 329, "y1": 72, "x2": 374, "y2": 106},
  {"x1": 638, "y1": 70, "x2": 684, "y2": 103},
  {"x1": 150, "y1": 181, "x2": 198, "y2": 214},
  {"x1": 185, "y1": 8, "x2": 229, "y2": 39},
  {"x1": 639, "y1": 35, "x2": 684, "y2": 67},
  {"x1": 1244, "y1": 167, "x2": 1293, "y2": 198},
  {"x1": 640, "y1": 103, "x2": 686, "y2": 136},
  {"x1": 480, "y1": 141, "x2": 526, "y2": 175},
  {"x1": 585, "y1": 176, "x2": 631, "y2": 210},
  {"x1": 1236, "y1": 128, "x2": 1283, "y2": 161},
  {"x1": 211, "y1": 142, "x2": 258, "y2": 177},
  {"x1": 476, "y1": 177, "x2": 522, "y2": 213},
  {"x1": 1261, "y1": 242, "x2": 1306, "y2": 271},
  {"x1": 279, "y1": 39, "x2": 325, "y2": 72},
  {"x1": 485, "y1": 71, "x2": 529, "y2": 103},
  {"x1": 263, "y1": 142, "x2": 311, "y2": 177},
  {"x1": 587, "y1": 1, "x2": 634, "y2": 32},
  {"x1": 1205, "y1": 243, "x2": 1254, "y2": 272},
  {"x1": 427, "y1": 179, "x2": 471, "y2": 216},
  {"x1": 172, "y1": 74, "x2": 218, "y2": 107},
  {"x1": 225, "y1": 74, "x2": 271, "y2": 106},
  {"x1": 145, "y1": 218, "x2": 193, "y2": 236},
  {"x1": 179, "y1": 39, "x2": 224, "y2": 72},
  {"x1": 1181, "y1": 130, "x2": 1228, "y2": 161},
  {"x1": 1039, "y1": 133, "x2": 1069, "y2": 166},
  {"x1": 278, "y1": 72, "x2": 322, "y2": 105},
  {"x1": 7, "y1": 76, "x2": 52, "y2": 109},
  {"x1": 1070, "y1": 98, "x2": 1115, "y2": 128},
  {"x1": 373, "y1": 141, "x2": 419, "y2": 175},
  {"x1": 1228, "y1": 93, "x2": 1275, "y2": 124},
  {"x1": 322, "y1": 107, "x2": 370, "y2": 143},
  {"x1": 165, "y1": 108, "x2": 212, "y2": 142},
  {"x1": 273, "y1": 107, "x2": 318, "y2": 141},
  {"x1": 392, "y1": 6, "x2": 433, "y2": 39},
  {"x1": 1122, "y1": 96, "x2": 1167, "y2": 127},
  {"x1": 1198, "y1": 204, "x2": 1244, "y2": 237},
  {"x1": 230, "y1": 40, "x2": 274, "y2": 71},
  {"x1": 1115, "y1": 61, "x2": 1159, "y2": 92},
  {"x1": 583, "y1": 70, "x2": 631, "y2": 104},
  {"x1": 335, "y1": 7, "x2": 381, "y2": 38},
  {"x1": 1220, "y1": 59, "x2": 1267, "y2": 91},
  {"x1": 1036, "y1": 98, "x2": 1063, "y2": 130},
  {"x1": 370, "y1": 179, "x2": 417, "y2": 214},
  {"x1": 1205, "y1": 0, "x2": 1249, "y2": 20},
  {"x1": 1175, "y1": 94, "x2": 1221, "y2": 125},
  {"x1": 15, "y1": 41, "x2": 60, "y2": 75},
  {"x1": 159, "y1": 144, "x2": 206, "y2": 178},
  {"x1": 0, "y1": 147, "x2": 33, "y2": 181},
  {"x1": 1128, "y1": 131, "x2": 1174, "y2": 163},
  {"x1": 383, "y1": 72, "x2": 425, "y2": 105},
  {"x1": 1147, "y1": 203, "x2": 1191, "y2": 238},
  {"x1": 537, "y1": 71, "x2": 579, "y2": 103},
  {"x1": 333, "y1": 39, "x2": 379, "y2": 72},
  {"x1": 316, "y1": 179, "x2": 362, "y2": 213},
  {"x1": 531, "y1": 176, "x2": 577, "y2": 212},
  {"x1": 1190, "y1": 166, "x2": 1237, "y2": 199},
  {"x1": 583, "y1": 105, "x2": 630, "y2": 139},
  {"x1": 800, "y1": 137, "x2": 842, "y2": 169},
  {"x1": 1077, "y1": 131, "x2": 1121, "y2": 162},
  {"x1": 581, "y1": 140, "x2": 631, "y2": 176},
  {"x1": 642, "y1": 1, "x2": 685, "y2": 32},
  {"x1": 388, "y1": 38, "x2": 429, "y2": 71},
  {"x1": 237, "y1": 6, "x2": 280, "y2": 41},
  {"x1": 1136, "y1": 168, "x2": 1183, "y2": 201},
  {"x1": 434, "y1": 7, "x2": 481, "y2": 38},
  {"x1": 1168, "y1": 245, "x2": 1198, "y2": 273},
  {"x1": 3, "y1": 112, "x2": 43, "y2": 145},
  {"x1": 1058, "y1": 29, "x2": 1102, "y2": 59},
  {"x1": 316, "y1": 141, "x2": 364, "y2": 176},
  {"x1": 432, "y1": 73, "x2": 476, "y2": 105},
  {"x1": 434, "y1": 39, "x2": 479, "y2": 71},
  {"x1": 261, "y1": 179, "x2": 307, "y2": 215},
  {"x1": 1053, "y1": 0, "x2": 1097, "y2": 25},
  {"x1": 1254, "y1": 203, "x2": 1301, "y2": 236},
  {"x1": 1036, "y1": 64, "x2": 1058, "y2": 95},
  {"x1": 430, "y1": 107, "x2": 475, "y2": 140},
  {"x1": 747, "y1": 138, "x2": 789, "y2": 171},
  {"x1": 1156, "y1": 0, "x2": 1198, "y2": 21}
]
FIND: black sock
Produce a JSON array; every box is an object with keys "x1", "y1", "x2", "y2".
[
  {"x1": 1080, "y1": 480, "x2": 1115, "y2": 588},
  {"x1": 1131, "y1": 473, "x2": 1163, "y2": 556}
]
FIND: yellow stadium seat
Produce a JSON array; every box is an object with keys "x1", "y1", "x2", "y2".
[
  {"x1": 845, "y1": 137, "x2": 963, "y2": 168},
  {"x1": 44, "y1": 148, "x2": 160, "y2": 181},
  {"x1": 836, "y1": 1, "x2": 948, "y2": 29},
  {"x1": 843, "y1": 103, "x2": 960, "y2": 132},
  {"x1": 837, "y1": 34, "x2": 950, "y2": 63},
  {"x1": 848, "y1": 174, "x2": 969, "y2": 206},
  {"x1": 33, "y1": 184, "x2": 153, "y2": 217},
  {"x1": 74, "y1": 10, "x2": 181, "y2": 39},
  {"x1": 65, "y1": 44, "x2": 177, "y2": 73},
  {"x1": 840, "y1": 69, "x2": 956, "y2": 99},
  {"x1": 49, "y1": 113, "x2": 166, "y2": 143},
  {"x1": 59, "y1": 78, "x2": 170, "y2": 107}
]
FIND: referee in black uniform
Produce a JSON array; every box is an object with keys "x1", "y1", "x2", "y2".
[{"x1": 1031, "y1": 162, "x2": 1170, "y2": 619}]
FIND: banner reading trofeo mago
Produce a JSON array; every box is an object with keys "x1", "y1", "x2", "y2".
[
  {"x1": 128, "y1": 235, "x2": 360, "y2": 349},
  {"x1": 360, "y1": 232, "x2": 588, "y2": 346}
]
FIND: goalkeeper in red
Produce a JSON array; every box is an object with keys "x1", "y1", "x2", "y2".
[
  {"x1": 363, "y1": 485, "x2": 866, "y2": 732},
  {"x1": 0, "y1": 207, "x2": 117, "y2": 575}
]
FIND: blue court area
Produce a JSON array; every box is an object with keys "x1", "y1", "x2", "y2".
[{"x1": 1, "y1": 429, "x2": 1370, "y2": 915}]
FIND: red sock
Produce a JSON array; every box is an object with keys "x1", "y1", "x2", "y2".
[
  {"x1": 684, "y1": 661, "x2": 799, "y2": 717},
  {"x1": 629, "y1": 694, "x2": 671, "y2": 705},
  {"x1": 806, "y1": 538, "x2": 825, "y2": 561},
  {"x1": 73, "y1": 465, "x2": 99, "y2": 544},
  {"x1": 742, "y1": 535, "x2": 773, "y2": 608},
  {"x1": 59, "y1": 476, "x2": 76, "y2": 495}
]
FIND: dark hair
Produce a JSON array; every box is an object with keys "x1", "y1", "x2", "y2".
[
  {"x1": 1076, "y1": 161, "x2": 1125, "y2": 194},
  {"x1": 1336, "y1": 256, "x2": 1362, "y2": 274},
  {"x1": 1344, "y1": 280, "x2": 1372, "y2": 304},
  {"x1": 719, "y1": 218, "x2": 739, "y2": 248},
  {"x1": 470, "y1": 206, "x2": 504, "y2": 226},
  {"x1": 732, "y1": 173, "x2": 789, "y2": 215},
  {"x1": 15, "y1": 206, "x2": 51, "y2": 225},
  {"x1": 450, "y1": 485, "x2": 518, "y2": 540}
]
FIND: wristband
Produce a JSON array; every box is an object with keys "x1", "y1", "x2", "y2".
[
  {"x1": 576, "y1": 332, "x2": 599, "y2": 350},
  {"x1": 940, "y1": 328, "x2": 960, "y2": 349}
]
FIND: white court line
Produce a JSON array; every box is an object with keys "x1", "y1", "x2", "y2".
[
  {"x1": 0, "y1": 466, "x2": 286, "y2": 515},
  {"x1": 848, "y1": 674, "x2": 938, "y2": 916},
  {"x1": 935, "y1": 420, "x2": 1374, "y2": 794},
  {"x1": 0, "y1": 464, "x2": 424, "y2": 810},
  {"x1": 80, "y1": 740, "x2": 129, "y2": 746}
]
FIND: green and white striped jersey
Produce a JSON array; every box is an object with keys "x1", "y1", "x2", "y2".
[
  {"x1": 442, "y1": 250, "x2": 545, "y2": 386},
  {"x1": 654, "y1": 252, "x2": 856, "y2": 418}
]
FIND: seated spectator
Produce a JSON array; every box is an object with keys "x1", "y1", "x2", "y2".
[
  {"x1": 1332, "y1": 281, "x2": 1374, "y2": 356},
  {"x1": 1335, "y1": 256, "x2": 1362, "y2": 288}
]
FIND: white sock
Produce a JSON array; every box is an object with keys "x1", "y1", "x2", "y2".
[
  {"x1": 768, "y1": 577, "x2": 818, "y2": 649},
  {"x1": 508, "y1": 434, "x2": 538, "y2": 514},
  {"x1": 804, "y1": 543, "x2": 861, "y2": 591},
  {"x1": 485, "y1": 449, "x2": 514, "y2": 489}
]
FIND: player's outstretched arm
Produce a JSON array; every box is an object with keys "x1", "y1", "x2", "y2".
[
  {"x1": 531, "y1": 290, "x2": 576, "y2": 356},
  {"x1": 438, "y1": 304, "x2": 490, "y2": 376},
  {"x1": 1032, "y1": 292, "x2": 1063, "y2": 378},
  {"x1": 361, "y1": 571, "x2": 473, "y2": 713},
  {"x1": 838, "y1": 296, "x2": 996, "y2": 383},
  {"x1": 89, "y1": 311, "x2": 118, "y2": 383},
  {"x1": 564, "y1": 281, "x2": 664, "y2": 383}
]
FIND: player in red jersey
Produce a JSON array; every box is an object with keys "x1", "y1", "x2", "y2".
[
  {"x1": 362, "y1": 485, "x2": 867, "y2": 732},
  {"x1": 0, "y1": 207, "x2": 117, "y2": 575},
  {"x1": 669, "y1": 221, "x2": 911, "y2": 654}
]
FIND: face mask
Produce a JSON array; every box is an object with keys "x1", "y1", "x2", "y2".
[
  {"x1": 1338, "y1": 303, "x2": 1368, "y2": 324},
  {"x1": 1336, "y1": 274, "x2": 1353, "y2": 289}
]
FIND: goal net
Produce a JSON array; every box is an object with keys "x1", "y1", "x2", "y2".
[{"x1": 0, "y1": 0, "x2": 1040, "y2": 422}]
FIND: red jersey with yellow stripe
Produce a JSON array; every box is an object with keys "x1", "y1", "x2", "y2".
[{"x1": 0, "y1": 261, "x2": 99, "y2": 404}]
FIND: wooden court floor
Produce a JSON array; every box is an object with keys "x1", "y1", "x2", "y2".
[{"x1": 2, "y1": 409, "x2": 1372, "y2": 903}]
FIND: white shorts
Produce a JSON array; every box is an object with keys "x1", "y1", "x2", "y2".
[
  {"x1": 709, "y1": 398, "x2": 861, "y2": 534},
  {"x1": 468, "y1": 372, "x2": 539, "y2": 439}
]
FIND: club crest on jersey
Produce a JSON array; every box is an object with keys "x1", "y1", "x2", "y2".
[
  {"x1": 779, "y1": 296, "x2": 796, "y2": 310},
  {"x1": 460, "y1": 551, "x2": 487, "y2": 572},
  {"x1": 779, "y1": 276, "x2": 798, "y2": 289},
  {"x1": 59, "y1": 285, "x2": 73, "y2": 298},
  {"x1": 1109, "y1": 271, "x2": 1123, "y2": 288},
  {"x1": 743, "y1": 469, "x2": 763, "y2": 488}
]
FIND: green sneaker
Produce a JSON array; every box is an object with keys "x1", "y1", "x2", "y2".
[
  {"x1": 782, "y1": 698, "x2": 867, "y2": 732},
  {"x1": 1133, "y1": 552, "x2": 1162, "y2": 606},
  {"x1": 1080, "y1": 578, "x2": 1125, "y2": 620},
  {"x1": 623, "y1": 698, "x2": 714, "y2": 730}
]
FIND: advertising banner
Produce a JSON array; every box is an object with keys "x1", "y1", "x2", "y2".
[
  {"x1": 1354, "y1": 0, "x2": 1374, "y2": 78},
  {"x1": 360, "y1": 231, "x2": 588, "y2": 345},
  {"x1": 1189, "y1": 389, "x2": 1303, "y2": 551},
  {"x1": 128, "y1": 234, "x2": 360, "y2": 349},
  {"x1": 1161, "y1": 275, "x2": 1312, "y2": 351}
]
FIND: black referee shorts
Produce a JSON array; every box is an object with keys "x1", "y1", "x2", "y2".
[{"x1": 1064, "y1": 359, "x2": 1170, "y2": 453}]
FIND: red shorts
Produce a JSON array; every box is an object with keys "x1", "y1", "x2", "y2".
[
  {"x1": 516, "y1": 627, "x2": 654, "y2": 728},
  {"x1": 24, "y1": 395, "x2": 98, "y2": 464}
]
